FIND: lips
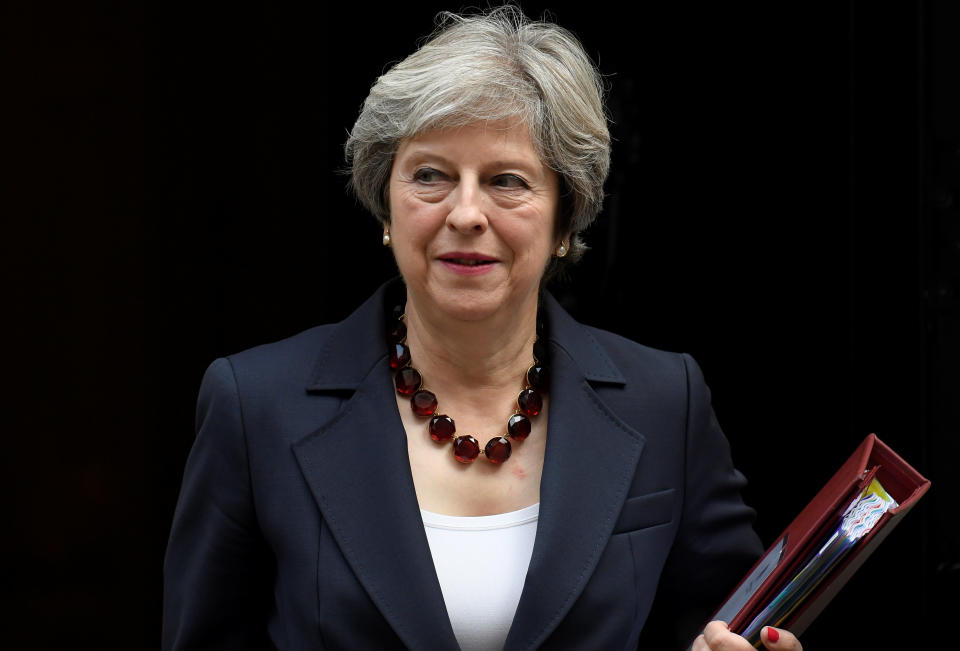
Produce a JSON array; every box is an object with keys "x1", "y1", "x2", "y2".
[
  {"x1": 437, "y1": 252, "x2": 498, "y2": 275},
  {"x1": 438, "y1": 252, "x2": 497, "y2": 266},
  {"x1": 444, "y1": 258, "x2": 494, "y2": 266}
]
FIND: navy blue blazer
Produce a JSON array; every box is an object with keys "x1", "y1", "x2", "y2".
[{"x1": 162, "y1": 279, "x2": 763, "y2": 650}]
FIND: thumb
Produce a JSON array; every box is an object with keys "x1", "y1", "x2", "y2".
[{"x1": 761, "y1": 626, "x2": 802, "y2": 650}]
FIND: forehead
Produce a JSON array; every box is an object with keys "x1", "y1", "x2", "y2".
[{"x1": 396, "y1": 120, "x2": 542, "y2": 164}]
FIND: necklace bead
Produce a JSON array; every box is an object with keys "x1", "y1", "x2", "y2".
[
  {"x1": 453, "y1": 435, "x2": 481, "y2": 463},
  {"x1": 395, "y1": 367, "x2": 422, "y2": 396},
  {"x1": 484, "y1": 437, "x2": 512, "y2": 464},
  {"x1": 387, "y1": 321, "x2": 407, "y2": 346},
  {"x1": 389, "y1": 343, "x2": 411, "y2": 370},
  {"x1": 507, "y1": 413, "x2": 532, "y2": 441},
  {"x1": 411, "y1": 389, "x2": 439, "y2": 417},
  {"x1": 517, "y1": 388, "x2": 543, "y2": 417},
  {"x1": 429, "y1": 414, "x2": 456, "y2": 441},
  {"x1": 526, "y1": 363, "x2": 548, "y2": 391}
]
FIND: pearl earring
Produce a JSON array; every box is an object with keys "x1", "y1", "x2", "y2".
[
  {"x1": 382, "y1": 229, "x2": 391, "y2": 247},
  {"x1": 556, "y1": 241, "x2": 568, "y2": 258}
]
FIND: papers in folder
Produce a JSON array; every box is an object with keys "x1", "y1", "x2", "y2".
[
  {"x1": 694, "y1": 434, "x2": 930, "y2": 648},
  {"x1": 740, "y1": 477, "x2": 897, "y2": 645}
]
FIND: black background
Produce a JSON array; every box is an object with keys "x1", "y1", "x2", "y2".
[{"x1": 4, "y1": 1, "x2": 958, "y2": 648}]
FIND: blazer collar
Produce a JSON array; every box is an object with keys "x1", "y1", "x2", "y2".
[
  {"x1": 539, "y1": 290, "x2": 626, "y2": 385},
  {"x1": 295, "y1": 279, "x2": 645, "y2": 651},
  {"x1": 305, "y1": 279, "x2": 402, "y2": 392}
]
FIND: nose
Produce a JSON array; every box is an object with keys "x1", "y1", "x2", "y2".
[{"x1": 445, "y1": 177, "x2": 488, "y2": 234}]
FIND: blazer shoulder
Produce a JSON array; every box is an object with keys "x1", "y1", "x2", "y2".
[
  {"x1": 229, "y1": 323, "x2": 335, "y2": 365},
  {"x1": 218, "y1": 324, "x2": 338, "y2": 392},
  {"x1": 581, "y1": 324, "x2": 695, "y2": 390}
]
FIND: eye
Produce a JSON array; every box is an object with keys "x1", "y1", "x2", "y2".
[
  {"x1": 492, "y1": 174, "x2": 529, "y2": 189},
  {"x1": 413, "y1": 167, "x2": 445, "y2": 183}
]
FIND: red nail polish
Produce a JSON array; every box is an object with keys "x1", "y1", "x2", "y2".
[{"x1": 765, "y1": 627, "x2": 780, "y2": 643}]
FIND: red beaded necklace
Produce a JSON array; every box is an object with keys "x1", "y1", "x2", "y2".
[{"x1": 387, "y1": 309, "x2": 548, "y2": 464}]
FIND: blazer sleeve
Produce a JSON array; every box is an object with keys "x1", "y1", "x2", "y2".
[
  {"x1": 162, "y1": 358, "x2": 274, "y2": 651},
  {"x1": 642, "y1": 353, "x2": 765, "y2": 648}
]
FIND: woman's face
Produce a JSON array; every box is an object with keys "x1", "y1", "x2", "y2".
[{"x1": 388, "y1": 120, "x2": 561, "y2": 323}]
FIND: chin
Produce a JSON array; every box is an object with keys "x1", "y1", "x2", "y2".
[
  {"x1": 408, "y1": 274, "x2": 538, "y2": 323},
  {"x1": 435, "y1": 294, "x2": 504, "y2": 322}
]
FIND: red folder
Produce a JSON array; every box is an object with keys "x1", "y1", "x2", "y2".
[{"x1": 706, "y1": 434, "x2": 930, "y2": 643}]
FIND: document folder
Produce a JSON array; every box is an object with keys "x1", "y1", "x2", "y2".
[{"x1": 700, "y1": 433, "x2": 930, "y2": 647}]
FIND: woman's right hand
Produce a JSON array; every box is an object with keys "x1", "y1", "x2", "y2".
[{"x1": 691, "y1": 621, "x2": 803, "y2": 651}]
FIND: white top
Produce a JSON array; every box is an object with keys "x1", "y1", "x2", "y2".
[{"x1": 421, "y1": 503, "x2": 540, "y2": 651}]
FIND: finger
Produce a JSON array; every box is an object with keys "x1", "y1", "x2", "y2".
[
  {"x1": 692, "y1": 633, "x2": 708, "y2": 651},
  {"x1": 702, "y1": 620, "x2": 730, "y2": 643},
  {"x1": 702, "y1": 620, "x2": 752, "y2": 650},
  {"x1": 761, "y1": 626, "x2": 803, "y2": 650}
]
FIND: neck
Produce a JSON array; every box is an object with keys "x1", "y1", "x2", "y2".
[{"x1": 402, "y1": 290, "x2": 539, "y2": 392}]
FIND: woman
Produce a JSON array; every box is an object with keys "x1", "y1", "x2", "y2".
[{"x1": 163, "y1": 7, "x2": 802, "y2": 650}]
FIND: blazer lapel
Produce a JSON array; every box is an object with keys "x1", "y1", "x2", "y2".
[
  {"x1": 290, "y1": 282, "x2": 646, "y2": 651},
  {"x1": 503, "y1": 294, "x2": 647, "y2": 651},
  {"x1": 292, "y1": 281, "x2": 460, "y2": 651}
]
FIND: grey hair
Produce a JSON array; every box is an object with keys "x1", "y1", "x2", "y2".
[{"x1": 345, "y1": 5, "x2": 610, "y2": 271}]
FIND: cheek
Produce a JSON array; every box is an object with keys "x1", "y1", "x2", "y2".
[
  {"x1": 389, "y1": 224, "x2": 422, "y2": 268},
  {"x1": 505, "y1": 225, "x2": 555, "y2": 272},
  {"x1": 389, "y1": 202, "x2": 441, "y2": 272},
  {"x1": 392, "y1": 207, "x2": 435, "y2": 248}
]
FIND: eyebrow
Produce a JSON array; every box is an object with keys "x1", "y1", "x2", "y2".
[{"x1": 397, "y1": 149, "x2": 544, "y2": 177}]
